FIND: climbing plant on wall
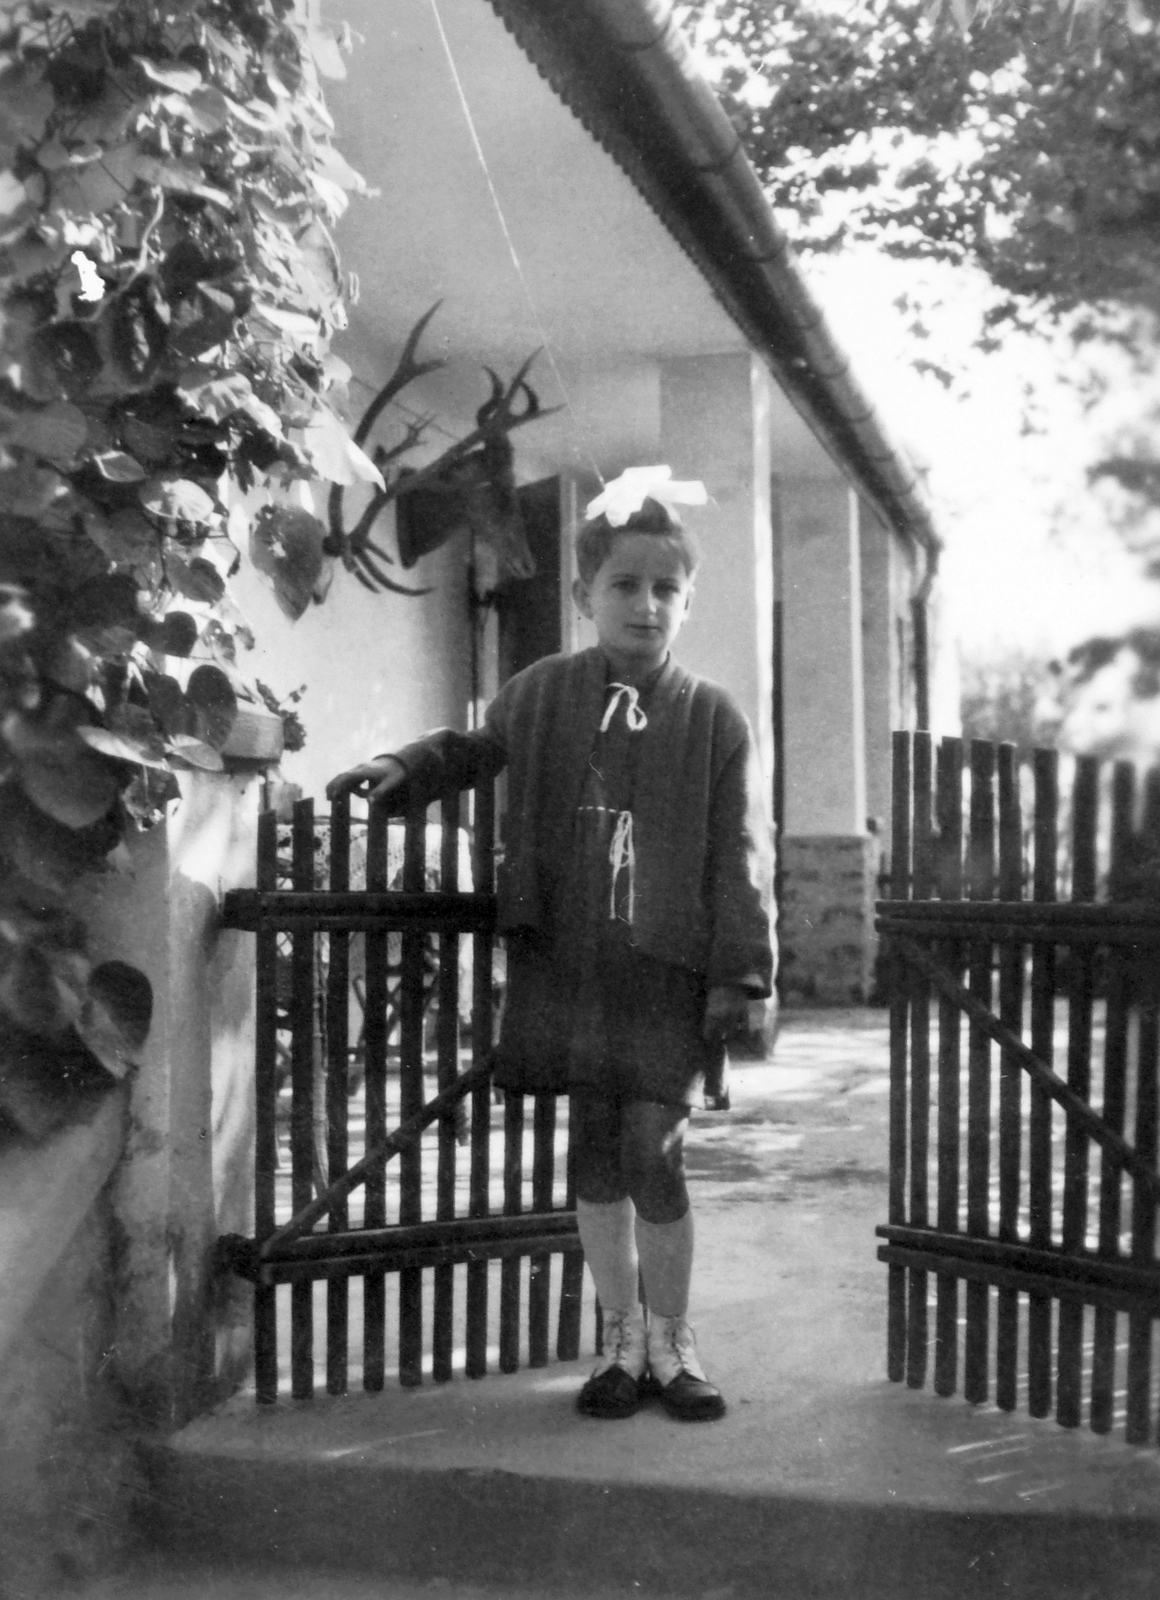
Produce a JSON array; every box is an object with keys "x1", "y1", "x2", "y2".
[{"x1": 0, "y1": 0, "x2": 392, "y2": 1135}]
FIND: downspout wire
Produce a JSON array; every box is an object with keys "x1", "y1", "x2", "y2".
[{"x1": 427, "y1": 0, "x2": 604, "y2": 487}]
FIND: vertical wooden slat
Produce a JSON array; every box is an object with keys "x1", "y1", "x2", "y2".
[
  {"x1": 467, "y1": 779, "x2": 496, "y2": 1378},
  {"x1": 362, "y1": 801, "x2": 389, "y2": 1391},
  {"x1": 1027, "y1": 748, "x2": 1058, "y2": 1418},
  {"x1": 289, "y1": 800, "x2": 316, "y2": 1400},
  {"x1": 397, "y1": 800, "x2": 428, "y2": 1387},
  {"x1": 557, "y1": 1112, "x2": 584, "y2": 1362},
  {"x1": 432, "y1": 792, "x2": 461, "y2": 1384},
  {"x1": 254, "y1": 808, "x2": 280, "y2": 1404},
  {"x1": 995, "y1": 744, "x2": 1024, "y2": 1413},
  {"x1": 906, "y1": 731, "x2": 933, "y2": 1389},
  {"x1": 499, "y1": 1092, "x2": 525, "y2": 1373},
  {"x1": 964, "y1": 741, "x2": 995, "y2": 1405},
  {"x1": 934, "y1": 737, "x2": 964, "y2": 1398},
  {"x1": 1126, "y1": 769, "x2": 1160, "y2": 1445},
  {"x1": 325, "y1": 796, "x2": 351, "y2": 1396},
  {"x1": 887, "y1": 730, "x2": 912, "y2": 1383},
  {"x1": 1056, "y1": 756, "x2": 1099, "y2": 1428},
  {"x1": 528, "y1": 1093, "x2": 556, "y2": 1368},
  {"x1": 1091, "y1": 763, "x2": 1135, "y2": 1434}
]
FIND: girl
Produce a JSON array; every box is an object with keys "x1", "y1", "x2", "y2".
[{"x1": 327, "y1": 469, "x2": 774, "y2": 1422}]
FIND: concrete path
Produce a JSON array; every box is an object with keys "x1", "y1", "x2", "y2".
[{"x1": 88, "y1": 1011, "x2": 1160, "y2": 1600}]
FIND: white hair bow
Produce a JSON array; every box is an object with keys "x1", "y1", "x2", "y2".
[{"x1": 585, "y1": 465, "x2": 707, "y2": 528}]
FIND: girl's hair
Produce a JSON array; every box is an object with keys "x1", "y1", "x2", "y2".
[{"x1": 574, "y1": 497, "x2": 701, "y2": 584}]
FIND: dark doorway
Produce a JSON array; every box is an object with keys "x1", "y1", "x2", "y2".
[{"x1": 496, "y1": 476, "x2": 561, "y2": 685}]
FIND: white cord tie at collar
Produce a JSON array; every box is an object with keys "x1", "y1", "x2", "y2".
[
  {"x1": 609, "y1": 810, "x2": 635, "y2": 923},
  {"x1": 600, "y1": 682, "x2": 648, "y2": 733}
]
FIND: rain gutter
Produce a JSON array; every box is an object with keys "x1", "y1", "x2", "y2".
[{"x1": 486, "y1": 0, "x2": 940, "y2": 565}]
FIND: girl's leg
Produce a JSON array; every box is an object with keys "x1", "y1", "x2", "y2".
[
  {"x1": 620, "y1": 1101, "x2": 691, "y2": 1316},
  {"x1": 571, "y1": 1095, "x2": 647, "y2": 1417},
  {"x1": 622, "y1": 1101, "x2": 725, "y2": 1421},
  {"x1": 571, "y1": 1094, "x2": 640, "y2": 1316}
]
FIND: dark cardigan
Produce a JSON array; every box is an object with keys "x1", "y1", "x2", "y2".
[{"x1": 389, "y1": 647, "x2": 774, "y2": 993}]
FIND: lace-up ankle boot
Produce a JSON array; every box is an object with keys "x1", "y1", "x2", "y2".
[
  {"x1": 576, "y1": 1310, "x2": 648, "y2": 1419},
  {"x1": 646, "y1": 1315, "x2": 726, "y2": 1421}
]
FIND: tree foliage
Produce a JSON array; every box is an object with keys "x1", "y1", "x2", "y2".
[{"x1": 686, "y1": 0, "x2": 1160, "y2": 325}]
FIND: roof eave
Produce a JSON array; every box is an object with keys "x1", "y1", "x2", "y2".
[{"x1": 485, "y1": 0, "x2": 940, "y2": 559}]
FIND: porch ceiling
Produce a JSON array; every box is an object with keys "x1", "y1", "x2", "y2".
[{"x1": 325, "y1": 0, "x2": 746, "y2": 468}]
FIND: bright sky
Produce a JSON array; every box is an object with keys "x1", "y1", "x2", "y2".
[{"x1": 794, "y1": 243, "x2": 1157, "y2": 664}]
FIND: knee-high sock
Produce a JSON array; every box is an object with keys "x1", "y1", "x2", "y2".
[
  {"x1": 576, "y1": 1197, "x2": 640, "y2": 1316},
  {"x1": 635, "y1": 1209, "x2": 693, "y2": 1320}
]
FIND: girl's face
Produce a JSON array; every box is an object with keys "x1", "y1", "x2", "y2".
[{"x1": 573, "y1": 533, "x2": 694, "y2": 681}]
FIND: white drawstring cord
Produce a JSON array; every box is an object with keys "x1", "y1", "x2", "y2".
[
  {"x1": 609, "y1": 810, "x2": 635, "y2": 922},
  {"x1": 600, "y1": 683, "x2": 648, "y2": 733}
]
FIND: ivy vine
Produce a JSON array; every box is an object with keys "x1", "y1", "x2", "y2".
[{"x1": 0, "y1": 0, "x2": 390, "y2": 1136}]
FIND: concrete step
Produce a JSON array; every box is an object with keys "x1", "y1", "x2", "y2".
[
  {"x1": 132, "y1": 1017, "x2": 1160, "y2": 1600},
  {"x1": 139, "y1": 1370, "x2": 1160, "y2": 1600}
]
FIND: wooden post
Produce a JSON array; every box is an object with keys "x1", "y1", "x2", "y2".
[
  {"x1": 1027, "y1": 748, "x2": 1058, "y2": 1419},
  {"x1": 253, "y1": 808, "x2": 280, "y2": 1404},
  {"x1": 964, "y1": 741, "x2": 995, "y2": 1406},
  {"x1": 934, "y1": 737, "x2": 964, "y2": 1399},
  {"x1": 995, "y1": 744, "x2": 1024, "y2": 1413},
  {"x1": 906, "y1": 731, "x2": 933, "y2": 1389},
  {"x1": 887, "y1": 730, "x2": 912, "y2": 1384},
  {"x1": 325, "y1": 796, "x2": 351, "y2": 1396}
]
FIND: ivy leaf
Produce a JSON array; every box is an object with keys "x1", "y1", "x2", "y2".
[
  {"x1": 77, "y1": 703, "x2": 168, "y2": 769},
  {"x1": 10, "y1": 401, "x2": 87, "y2": 467},
  {"x1": 75, "y1": 959, "x2": 153, "y2": 1079},
  {"x1": 138, "y1": 611, "x2": 198, "y2": 658},
  {"x1": 140, "y1": 475, "x2": 216, "y2": 524},
  {"x1": 250, "y1": 503, "x2": 327, "y2": 621},
  {"x1": 120, "y1": 764, "x2": 180, "y2": 828},
  {"x1": 0, "y1": 462, "x2": 65, "y2": 515},
  {"x1": 177, "y1": 370, "x2": 253, "y2": 420},
  {"x1": 93, "y1": 450, "x2": 147, "y2": 482},
  {"x1": 121, "y1": 416, "x2": 179, "y2": 466},
  {"x1": 144, "y1": 670, "x2": 187, "y2": 734},
  {"x1": 307, "y1": 27, "x2": 348, "y2": 79},
  {"x1": 69, "y1": 573, "x2": 141, "y2": 633},
  {"x1": 185, "y1": 663, "x2": 237, "y2": 748},
  {"x1": 137, "y1": 58, "x2": 204, "y2": 94},
  {"x1": 302, "y1": 405, "x2": 385, "y2": 488},
  {"x1": 169, "y1": 285, "x2": 237, "y2": 358},
  {"x1": 0, "y1": 944, "x2": 82, "y2": 1036},
  {"x1": 166, "y1": 551, "x2": 226, "y2": 603},
  {"x1": 314, "y1": 144, "x2": 365, "y2": 193},
  {"x1": 0, "y1": 585, "x2": 34, "y2": 644},
  {"x1": 25, "y1": 321, "x2": 102, "y2": 400},
  {"x1": 166, "y1": 733, "x2": 224, "y2": 771},
  {"x1": 85, "y1": 506, "x2": 157, "y2": 567},
  {"x1": 4, "y1": 708, "x2": 121, "y2": 829},
  {"x1": 109, "y1": 277, "x2": 171, "y2": 384}
]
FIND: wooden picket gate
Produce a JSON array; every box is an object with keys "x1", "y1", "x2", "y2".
[
  {"x1": 877, "y1": 732, "x2": 1160, "y2": 1443},
  {"x1": 218, "y1": 784, "x2": 587, "y2": 1403}
]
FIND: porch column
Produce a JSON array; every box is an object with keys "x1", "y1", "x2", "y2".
[
  {"x1": 777, "y1": 477, "x2": 877, "y2": 1004},
  {"x1": 657, "y1": 352, "x2": 775, "y2": 787},
  {"x1": 80, "y1": 741, "x2": 276, "y2": 1424}
]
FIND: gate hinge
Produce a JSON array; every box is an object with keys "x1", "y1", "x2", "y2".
[{"x1": 216, "y1": 1232, "x2": 262, "y2": 1281}]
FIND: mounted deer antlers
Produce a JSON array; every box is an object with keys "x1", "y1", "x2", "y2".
[{"x1": 325, "y1": 305, "x2": 559, "y2": 595}]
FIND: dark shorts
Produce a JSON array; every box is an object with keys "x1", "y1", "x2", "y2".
[{"x1": 492, "y1": 931, "x2": 723, "y2": 1106}]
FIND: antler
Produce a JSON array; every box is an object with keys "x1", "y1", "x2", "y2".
[
  {"x1": 383, "y1": 352, "x2": 561, "y2": 505},
  {"x1": 325, "y1": 302, "x2": 445, "y2": 593},
  {"x1": 325, "y1": 316, "x2": 559, "y2": 595}
]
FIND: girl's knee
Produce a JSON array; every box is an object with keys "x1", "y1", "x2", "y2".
[{"x1": 622, "y1": 1105, "x2": 689, "y2": 1222}]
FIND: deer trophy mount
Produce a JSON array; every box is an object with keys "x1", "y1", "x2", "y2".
[{"x1": 325, "y1": 303, "x2": 559, "y2": 596}]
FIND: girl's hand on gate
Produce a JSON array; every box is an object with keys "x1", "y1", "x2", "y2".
[
  {"x1": 325, "y1": 756, "x2": 407, "y2": 805},
  {"x1": 702, "y1": 984, "x2": 754, "y2": 1043}
]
